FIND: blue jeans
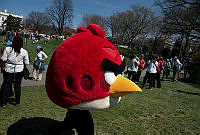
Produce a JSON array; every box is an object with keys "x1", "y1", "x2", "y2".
[{"x1": 1, "y1": 71, "x2": 23, "y2": 106}]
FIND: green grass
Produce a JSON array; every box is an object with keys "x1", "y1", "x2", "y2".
[{"x1": 0, "y1": 80, "x2": 200, "y2": 135}]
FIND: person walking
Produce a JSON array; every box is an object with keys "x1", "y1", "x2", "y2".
[
  {"x1": 172, "y1": 56, "x2": 181, "y2": 82},
  {"x1": 127, "y1": 54, "x2": 140, "y2": 82},
  {"x1": 33, "y1": 45, "x2": 48, "y2": 81},
  {"x1": 0, "y1": 36, "x2": 29, "y2": 108},
  {"x1": 141, "y1": 56, "x2": 158, "y2": 90},
  {"x1": 162, "y1": 59, "x2": 171, "y2": 80},
  {"x1": 135, "y1": 54, "x2": 145, "y2": 83}
]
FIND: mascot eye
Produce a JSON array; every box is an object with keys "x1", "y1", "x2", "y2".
[
  {"x1": 66, "y1": 76, "x2": 73, "y2": 89},
  {"x1": 102, "y1": 48, "x2": 117, "y2": 58}
]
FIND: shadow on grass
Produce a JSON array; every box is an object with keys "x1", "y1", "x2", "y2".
[
  {"x1": 7, "y1": 117, "x2": 75, "y2": 135},
  {"x1": 178, "y1": 78, "x2": 200, "y2": 89},
  {"x1": 170, "y1": 90, "x2": 200, "y2": 96}
]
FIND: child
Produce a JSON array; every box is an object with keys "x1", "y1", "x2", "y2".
[{"x1": 33, "y1": 45, "x2": 47, "y2": 81}]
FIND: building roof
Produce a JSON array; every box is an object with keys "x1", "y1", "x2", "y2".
[{"x1": 0, "y1": 9, "x2": 23, "y2": 19}]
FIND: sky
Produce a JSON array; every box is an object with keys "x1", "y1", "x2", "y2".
[{"x1": 0, "y1": 0, "x2": 156, "y2": 29}]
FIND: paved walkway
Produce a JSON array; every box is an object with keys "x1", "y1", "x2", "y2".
[
  {"x1": 0, "y1": 65, "x2": 146, "y2": 87},
  {"x1": 0, "y1": 65, "x2": 48, "y2": 87}
]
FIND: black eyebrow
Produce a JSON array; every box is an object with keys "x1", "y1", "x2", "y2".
[{"x1": 101, "y1": 58, "x2": 125, "y2": 74}]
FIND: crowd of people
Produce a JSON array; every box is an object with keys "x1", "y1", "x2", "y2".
[
  {"x1": 126, "y1": 54, "x2": 192, "y2": 90},
  {"x1": 0, "y1": 34, "x2": 48, "y2": 108},
  {"x1": 1, "y1": 30, "x2": 55, "y2": 45},
  {"x1": 0, "y1": 30, "x2": 193, "y2": 108}
]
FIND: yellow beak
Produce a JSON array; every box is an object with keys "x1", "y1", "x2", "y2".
[{"x1": 109, "y1": 76, "x2": 142, "y2": 98}]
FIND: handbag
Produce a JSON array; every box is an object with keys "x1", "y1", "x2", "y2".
[{"x1": 23, "y1": 64, "x2": 30, "y2": 80}]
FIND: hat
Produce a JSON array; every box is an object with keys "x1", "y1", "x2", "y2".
[
  {"x1": 6, "y1": 41, "x2": 12, "y2": 47},
  {"x1": 37, "y1": 45, "x2": 42, "y2": 49},
  {"x1": 174, "y1": 56, "x2": 177, "y2": 59},
  {"x1": 141, "y1": 54, "x2": 144, "y2": 57},
  {"x1": 167, "y1": 59, "x2": 169, "y2": 61}
]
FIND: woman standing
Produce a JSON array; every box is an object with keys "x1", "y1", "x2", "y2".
[
  {"x1": 127, "y1": 54, "x2": 140, "y2": 82},
  {"x1": 33, "y1": 45, "x2": 47, "y2": 81},
  {"x1": 1, "y1": 36, "x2": 29, "y2": 108}
]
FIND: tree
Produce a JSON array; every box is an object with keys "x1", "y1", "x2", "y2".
[
  {"x1": 46, "y1": 0, "x2": 73, "y2": 35},
  {"x1": 25, "y1": 11, "x2": 51, "y2": 33},
  {"x1": 156, "y1": 0, "x2": 200, "y2": 57},
  {"x1": 4, "y1": 15, "x2": 22, "y2": 31},
  {"x1": 148, "y1": 15, "x2": 172, "y2": 55},
  {"x1": 161, "y1": 48, "x2": 171, "y2": 58},
  {"x1": 107, "y1": 5, "x2": 154, "y2": 49},
  {"x1": 81, "y1": 14, "x2": 106, "y2": 32}
]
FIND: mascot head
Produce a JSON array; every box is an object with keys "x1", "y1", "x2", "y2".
[{"x1": 45, "y1": 24, "x2": 142, "y2": 109}]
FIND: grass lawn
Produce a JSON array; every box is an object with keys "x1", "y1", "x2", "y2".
[
  {"x1": 0, "y1": 79, "x2": 200, "y2": 135},
  {"x1": 22, "y1": 39, "x2": 62, "y2": 64}
]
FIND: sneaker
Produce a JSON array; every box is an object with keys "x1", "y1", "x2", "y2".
[
  {"x1": 36, "y1": 78, "x2": 41, "y2": 81},
  {"x1": 16, "y1": 104, "x2": 20, "y2": 107},
  {"x1": 148, "y1": 88, "x2": 152, "y2": 90},
  {"x1": 2, "y1": 105, "x2": 7, "y2": 108},
  {"x1": 2, "y1": 103, "x2": 8, "y2": 108}
]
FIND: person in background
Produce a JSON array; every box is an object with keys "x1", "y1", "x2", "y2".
[
  {"x1": 44, "y1": 35, "x2": 50, "y2": 45},
  {"x1": 162, "y1": 59, "x2": 171, "y2": 80},
  {"x1": 141, "y1": 55, "x2": 158, "y2": 90},
  {"x1": 172, "y1": 56, "x2": 181, "y2": 82},
  {"x1": 1, "y1": 36, "x2": 29, "y2": 108},
  {"x1": 155, "y1": 56, "x2": 165, "y2": 88},
  {"x1": 127, "y1": 54, "x2": 140, "y2": 82},
  {"x1": 135, "y1": 54, "x2": 145, "y2": 83},
  {"x1": 2, "y1": 27, "x2": 6, "y2": 42},
  {"x1": 183, "y1": 57, "x2": 192, "y2": 80},
  {"x1": 161, "y1": 58, "x2": 166, "y2": 80},
  {"x1": 33, "y1": 45, "x2": 48, "y2": 81},
  {"x1": 24, "y1": 33, "x2": 29, "y2": 44}
]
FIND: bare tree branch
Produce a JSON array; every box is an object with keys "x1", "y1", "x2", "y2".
[{"x1": 46, "y1": 0, "x2": 73, "y2": 35}]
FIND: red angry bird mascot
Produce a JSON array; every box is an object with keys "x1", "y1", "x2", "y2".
[{"x1": 46, "y1": 24, "x2": 142, "y2": 135}]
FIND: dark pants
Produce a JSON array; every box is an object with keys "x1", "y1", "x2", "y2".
[
  {"x1": 1, "y1": 71, "x2": 23, "y2": 106},
  {"x1": 142, "y1": 72, "x2": 156, "y2": 89},
  {"x1": 162, "y1": 70, "x2": 165, "y2": 80},
  {"x1": 156, "y1": 71, "x2": 161, "y2": 88},
  {"x1": 135, "y1": 67, "x2": 142, "y2": 82},
  {"x1": 48, "y1": 109, "x2": 94, "y2": 135},
  {"x1": 128, "y1": 71, "x2": 137, "y2": 82},
  {"x1": 0, "y1": 72, "x2": 14, "y2": 100}
]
